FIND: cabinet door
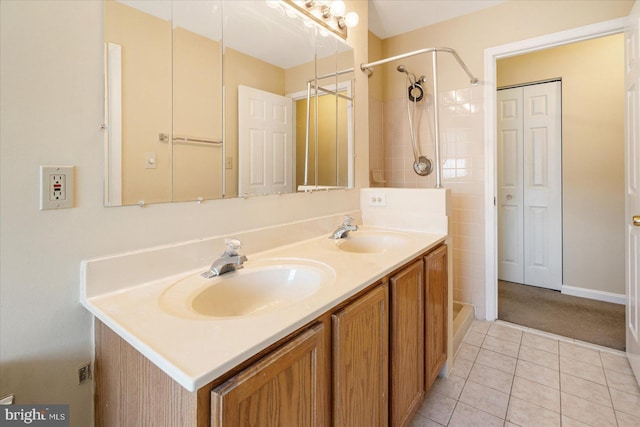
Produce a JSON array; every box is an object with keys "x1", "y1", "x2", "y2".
[
  {"x1": 390, "y1": 260, "x2": 425, "y2": 427},
  {"x1": 332, "y1": 284, "x2": 389, "y2": 427},
  {"x1": 425, "y1": 244, "x2": 448, "y2": 390},
  {"x1": 211, "y1": 323, "x2": 327, "y2": 427}
]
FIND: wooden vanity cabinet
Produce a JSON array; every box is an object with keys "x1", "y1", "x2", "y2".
[
  {"x1": 424, "y1": 244, "x2": 448, "y2": 390},
  {"x1": 332, "y1": 284, "x2": 389, "y2": 427},
  {"x1": 211, "y1": 322, "x2": 328, "y2": 427},
  {"x1": 389, "y1": 260, "x2": 425, "y2": 427},
  {"x1": 94, "y1": 244, "x2": 449, "y2": 427}
]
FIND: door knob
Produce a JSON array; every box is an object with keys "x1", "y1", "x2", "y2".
[
  {"x1": 506, "y1": 194, "x2": 513, "y2": 200},
  {"x1": 634, "y1": 215, "x2": 640, "y2": 227}
]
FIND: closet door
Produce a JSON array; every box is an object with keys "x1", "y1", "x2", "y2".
[
  {"x1": 497, "y1": 87, "x2": 525, "y2": 284},
  {"x1": 522, "y1": 82, "x2": 562, "y2": 289},
  {"x1": 497, "y1": 82, "x2": 562, "y2": 290}
]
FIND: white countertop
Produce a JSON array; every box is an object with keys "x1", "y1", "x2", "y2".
[{"x1": 82, "y1": 226, "x2": 446, "y2": 392}]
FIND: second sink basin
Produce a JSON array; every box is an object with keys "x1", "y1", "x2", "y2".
[
  {"x1": 325, "y1": 229, "x2": 415, "y2": 253},
  {"x1": 159, "y1": 258, "x2": 335, "y2": 319}
]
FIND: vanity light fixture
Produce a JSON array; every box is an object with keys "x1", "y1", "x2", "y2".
[{"x1": 273, "y1": 0, "x2": 358, "y2": 40}]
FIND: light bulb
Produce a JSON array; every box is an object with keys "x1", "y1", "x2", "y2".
[
  {"x1": 344, "y1": 11, "x2": 359, "y2": 28},
  {"x1": 329, "y1": 0, "x2": 346, "y2": 17}
]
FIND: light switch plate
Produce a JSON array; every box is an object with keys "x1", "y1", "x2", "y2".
[{"x1": 40, "y1": 166, "x2": 74, "y2": 210}]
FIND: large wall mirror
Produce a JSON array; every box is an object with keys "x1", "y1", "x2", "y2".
[{"x1": 103, "y1": 0, "x2": 354, "y2": 206}]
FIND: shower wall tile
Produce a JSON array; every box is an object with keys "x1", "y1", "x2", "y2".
[{"x1": 381, "y1": 85, "x2": 485, "y2": 313}]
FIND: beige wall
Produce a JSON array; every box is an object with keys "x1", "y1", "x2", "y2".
[
  {"x1": 173, "y1": 27, "x2": 223, "y2": 202},
  {"x1": 0, "y1": 1, "x2": 367, "y2": 425},
  {"x1": 497, "y1": 34, "x2": 625, "y2": 294},
  {"x1": 368, "y1": 31, "x2": 385, "y2": 186},
  {"x1": 374, "y1": 0, "x2": 633, "y2": 316}
]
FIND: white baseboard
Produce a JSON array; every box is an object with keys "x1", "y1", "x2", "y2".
[{"x1": 561, "y1": 285, "x2": 626, "y2": 305}]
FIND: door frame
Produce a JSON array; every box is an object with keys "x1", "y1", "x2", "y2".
[{"x1": 484, "y1": 17, "x2": 628, "y2": 321}]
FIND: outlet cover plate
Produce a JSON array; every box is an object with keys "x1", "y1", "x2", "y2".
[
  {"x1": 40, "y1": 166, "x2": 74, "y2": 210},
  {"x1": 368, "y1": 192, "x2": 386, "y2": 207}
]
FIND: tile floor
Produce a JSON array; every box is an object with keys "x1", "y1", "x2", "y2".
[{"x1": 410, "y1": 320, "x2": 640, "y2": 427}]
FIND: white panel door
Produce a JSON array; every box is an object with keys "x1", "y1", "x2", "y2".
[
  {"x1": 523, "y1": 82, "x2": 562, "y2": 290},
  {"x1": 238, "y1": 85, "x2": 293, "y2": 196},
  {"x1": 626, "y1": 0, "x2": 640, "y2": 383},
  {"x1": 498, "y1": 88, "x2": 525, "y2": 284},
  {"x1": 497, "y1": 82, "x2": 562, "y2": 290}
]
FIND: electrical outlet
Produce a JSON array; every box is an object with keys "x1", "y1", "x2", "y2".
[
  {"x1": 78, "y1": 363, "x2": 92, "y2": 384},
  {"x1": 40, "y1": 166, "x2": 74, "y2": 210},
  {"x1": 368, "y1": 192, "x2": 386, "y2": 207}
]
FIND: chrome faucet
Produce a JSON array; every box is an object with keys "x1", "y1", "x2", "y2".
[
  {"x1": 329, "y1": 215, "x2": 358, "y2": 240},
  {"x1": 201, "y1": 238, "x2": 248, "y2": 278}
]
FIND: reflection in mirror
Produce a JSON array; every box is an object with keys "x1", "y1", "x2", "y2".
[
  {"x1": 172, "y1": 1, "x2": 223, "y2": 202},
  {"x1": 104, "y1": 0, "x2": 222, "y2": 206},
  {"x1": 104, "y1": 0, "x2": 173, "y2": 206},
  {"x1": 225, "y1": 1, "x2": 354, "y2": 198},
  {"x1": 104, "y1": 0, "x2": 353, "y2": 206}
]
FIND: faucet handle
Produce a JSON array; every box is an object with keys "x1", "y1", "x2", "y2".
[
  {"x1": 343, "y1": 215, "x2": 354, "y2": 225},
  {"x1": 221, "y1": 238, "x2": 242, "y2": 256},
  {"x1": 225, "y1": 238, "x2": 242, "y2": 250}
]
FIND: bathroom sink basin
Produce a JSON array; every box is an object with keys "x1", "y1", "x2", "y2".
[
  {"x1": 159, "y1": 259, "x2": 334, "y2": 319},
  {"x1": 326, "y1": 230, "x2": 415, "y2": 253}
]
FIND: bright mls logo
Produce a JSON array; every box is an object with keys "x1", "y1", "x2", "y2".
[{"x1": 0, "y1": 405, "x2": 68, "y2": 426}]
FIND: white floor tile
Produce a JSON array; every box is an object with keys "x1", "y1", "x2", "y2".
[
  {"x1": 510, "y1": 376, "x2": 560, "y2": 413},
  {"x1": 521, "y1": 331, "x2": 558, "y2": 354},
  {"x1": 559, "y1": 356, "x2": 606, "y2": 385},
  {"x1": 560, "y1": 392, "x2": 617, "y2": 427},
  {"x1": 463, "y1": 331, "x2": 485, "y2": 347},
  {"x1": 487, "y1": 322, "x2": 523, "y2": 344},
  {"x1": 448, "y1": 402, "x2": 503, "y2": 427},
  {"x1": 604, "y1": 368, "x2": 640, "y2": 396},
  {"x1": 481, "y1": 335, "x2": 520, "y2": 358},
  {"x1": 609, "y1": 388, "x2": 640, "y2": 417},
  {"x1": 615, "y1": 410, "x2": 640, "y2": 427},
  {"x1": 475, "y1": 348, "x2": 517, "y2": 374},
  {"x1": 600, "y1": 351, "x2": 634, "y2": 376},
  {"x1": 515, "y1": 359, "x2": 559, "y2": 389},
  {"x1": 467, "y1": 362, "x2": 514, "y2": 394},
  {"x1": 430, "y1": 375, "x2": 466, "y2": 400},
  {"x1": 409, "y1": 321, "x2": 639, "y2": 427},
  {"x1": 459, "y1": 380, "x2": 509, "y2": 419},
  {"x1": 417, "y1": 391, "x2": 457, "y2": 426},
  {"x1": 518, "y1": 344, "x2": 559, "y2": 370},
  {"x1": 457, "y1": 343, "x2": 480, "y2": 362},
  {"x1": 560, "y1": 372, "x2": 612, "y2": 407},
  {"x1": 506, "y1": 396, "x2": 560, "y2": 427},
  {"x1": 559, "y1": 341, "x2": 602, "y2": 367}
]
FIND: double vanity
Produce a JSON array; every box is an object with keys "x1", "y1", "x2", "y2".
[{"x1": 81, "y1": 189, "x2": 452, "y2": 427}]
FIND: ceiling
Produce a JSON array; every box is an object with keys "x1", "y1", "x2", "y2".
[{"x1": 369, "y1": 0, "x2": 508, "y2": 39}]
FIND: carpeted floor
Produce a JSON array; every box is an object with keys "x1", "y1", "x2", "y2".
[{"x1": 498, "y1": 280, "x2": 625, "y2": 351}]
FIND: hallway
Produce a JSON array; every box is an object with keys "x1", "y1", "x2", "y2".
[{"x1": 498, "y1": 280, "x2": 625, "y2": 350}]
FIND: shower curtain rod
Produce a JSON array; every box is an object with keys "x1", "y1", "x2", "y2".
[{"x1": 360, "y1": 47, "x2": 479, "y2": 85}]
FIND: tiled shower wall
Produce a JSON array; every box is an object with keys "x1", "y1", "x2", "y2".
[{"x1": 376, "y1": 85, "x2": 486, "y2": 316}]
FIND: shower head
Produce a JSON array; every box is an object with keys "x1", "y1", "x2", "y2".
[{"x1": 397, "y1": 64, "x2": 416, "y2": 84}]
